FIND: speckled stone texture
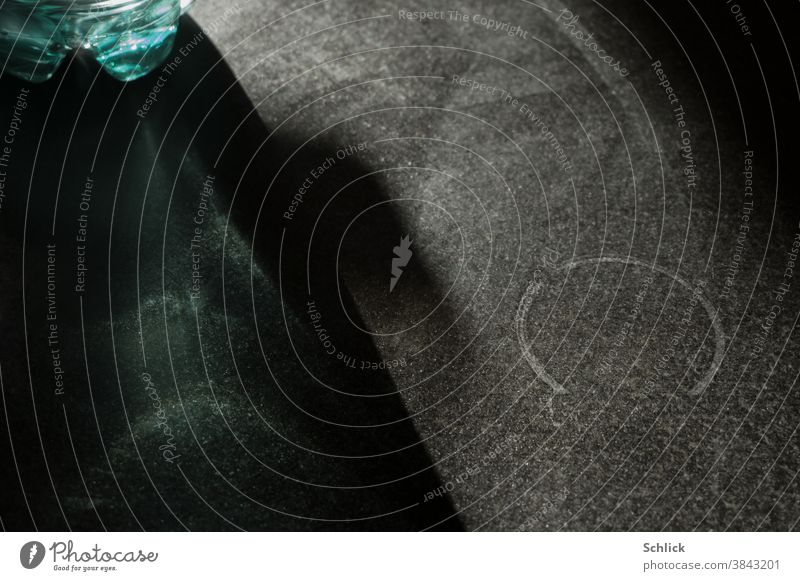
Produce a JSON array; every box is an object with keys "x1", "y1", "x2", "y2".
[{"x1": 0, "y1": 0, "x2": 798, "y2": 531}]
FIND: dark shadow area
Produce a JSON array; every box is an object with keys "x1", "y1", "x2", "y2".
[
  {"x1": 0, "y1": 16, "x2": 463, "y2": 530},
  {"x1": 601, "y1": 0, "x2": 798, "y2": 219}
]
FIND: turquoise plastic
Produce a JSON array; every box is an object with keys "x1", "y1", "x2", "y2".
[{"x1": 0, "y1": 0, "x2": 194, "y2": 82}]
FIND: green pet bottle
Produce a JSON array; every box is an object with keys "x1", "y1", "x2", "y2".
[{"x1": 0, "y1": 0, "x2": 194, "y2": 82}]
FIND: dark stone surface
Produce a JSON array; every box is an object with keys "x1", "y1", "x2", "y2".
[{"x1": 1, "y1": 0, "x2": 798, "y2": 530}]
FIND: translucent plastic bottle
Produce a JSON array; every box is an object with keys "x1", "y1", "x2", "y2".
[{"x1": 0, "y1": 0, "x2": 194, "y2": 82}]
